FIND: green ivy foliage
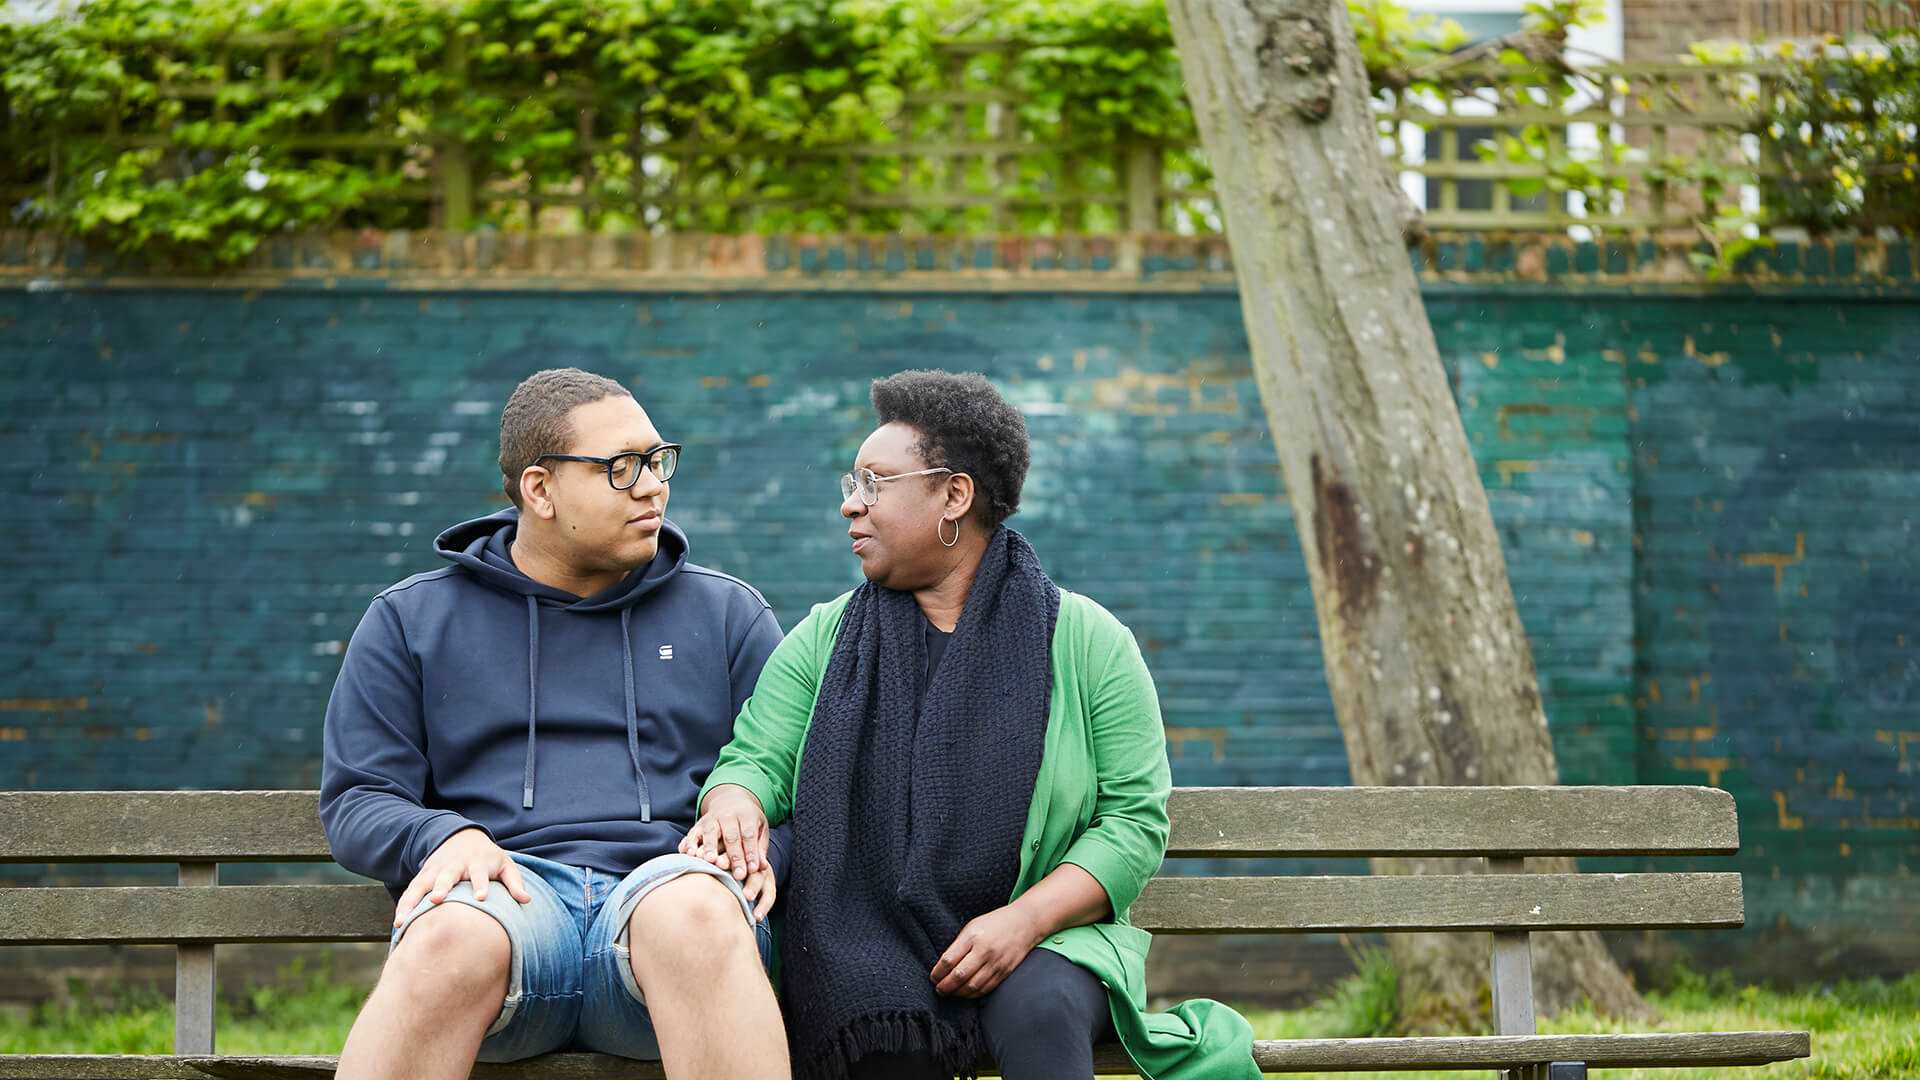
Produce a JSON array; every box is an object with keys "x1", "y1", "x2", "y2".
[
  {"x1": 1, "y1": 0, "x2": 944, "y2": 263},
  {"x1": 3, "y1": 0, "x2": 1913, "y2": 268}
]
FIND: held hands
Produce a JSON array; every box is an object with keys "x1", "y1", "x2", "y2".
[
  {"x1": 931, "y1": 905, "x2": 1045, "y2": 998},
  {"x1": 393, "y1": 826, "x2": 531, "y2": 927},
  {"x1": 680, "y1": 785, "x2": 770, "y2": 879},
  {"x1": 739, "y1": 865, "x2": 777, "y2": 922},
  {"x1": 680, "y1": 784, "x2": 777, "y2": 920},
  {"x1": 392, "y1": 815, "x2": 777, "y2": 927}
]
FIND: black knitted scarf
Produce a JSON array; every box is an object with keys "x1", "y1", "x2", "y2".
[{"x1": 784, "y1": 527, "x2": 1061, "y2": 1080}]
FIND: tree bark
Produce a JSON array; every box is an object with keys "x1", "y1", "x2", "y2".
[{"x1": 1162, "y1": 0, "x2": 1651, "y2": 1029}]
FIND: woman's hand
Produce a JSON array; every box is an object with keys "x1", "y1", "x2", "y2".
[
  {"x1": 679, "y1": 784, "x2": 768, "y2": 881},
  {"x1": 931, "y1": 905, "x2": 1045, "y2": 998},
  {"x1": 741, "y1": 863, "x2": 777, "y2": 921}
]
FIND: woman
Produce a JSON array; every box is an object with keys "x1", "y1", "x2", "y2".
[{"x1": 682, "y1": 370, "x2": 1255, "y2": 1080}]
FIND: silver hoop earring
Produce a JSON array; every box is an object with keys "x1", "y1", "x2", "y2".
[{"x1": 938, "y1": 517, "x2": 960, "y2": 548}]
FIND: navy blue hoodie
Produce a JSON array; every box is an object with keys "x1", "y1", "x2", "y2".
[{"x1": 320, "y1": 509, "x2": 787, "y2": 897}]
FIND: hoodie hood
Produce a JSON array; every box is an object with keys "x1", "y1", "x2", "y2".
[{"x1": 434, "y1": 507, "x2": 689, "y2": 611}]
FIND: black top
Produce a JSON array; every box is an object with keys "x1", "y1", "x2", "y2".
[{"x1": 920, "y1": 612, "x2": 952, "y2": 706}]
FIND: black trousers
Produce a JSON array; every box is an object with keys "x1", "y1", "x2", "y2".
[{"x1": 845, "y1": 948, "x2": 1114, "y2": 1080}]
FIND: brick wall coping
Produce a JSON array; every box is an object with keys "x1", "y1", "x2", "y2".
[{"x1": 4, "y1": 229, "x2": 1917, "y2": 295}]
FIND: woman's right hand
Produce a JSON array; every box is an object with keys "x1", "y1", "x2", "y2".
[{"x1": 680, "y1": 784, "x2": 769, "y2": 881}]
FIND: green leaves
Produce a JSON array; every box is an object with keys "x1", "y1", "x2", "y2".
[
  {"x1": 11, "y1": 0, "x2": 1903, "y2": 268},
  {"x1": 95, "y1": 196, "x2": 148, "y2": 225},
  {"x1": 0, "y1": 0, "x2": 1279, "y2": 257},
  {"x1": 1688, "y1": 21, "x2": 1920, "y2": 249}
]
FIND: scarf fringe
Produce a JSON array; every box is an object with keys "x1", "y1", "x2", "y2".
[{"x1": 796, "y1": 1008, "x2": 987, "y2": 1080}]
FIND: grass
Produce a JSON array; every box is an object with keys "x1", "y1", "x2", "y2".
[
  {"x1": 1, "y1": 955, "x2": 1913, "y2": 1078},
  {"x1": 1232, "y1": 955, "x2": 1920, "y2": 1080},
  {"x1": 0, "y1": 957, "x2": 366, "y2": 1056}
]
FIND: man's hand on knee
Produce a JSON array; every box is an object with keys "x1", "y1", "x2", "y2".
[{"x1": 394, "y1": 827, "x2": 532, "y2": 926}]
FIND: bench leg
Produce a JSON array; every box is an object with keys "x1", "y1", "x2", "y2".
[{"x1": 1501, "y1": 1065, "x2": 1585, "y2": 1080}]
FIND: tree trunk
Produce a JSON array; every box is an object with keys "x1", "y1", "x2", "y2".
[{"x1": 1162, "y1": 0, "x2": 1651, "y2": 1030}]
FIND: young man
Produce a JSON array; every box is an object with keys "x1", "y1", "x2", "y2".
[{"x1": 320, "y1": 368, "x2": 790, "y2": 1080}]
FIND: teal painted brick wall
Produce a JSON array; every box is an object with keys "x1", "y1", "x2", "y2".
[
  {"x1": 1441, "y1": 300, "x2": 1637, "y2": 788},
  {"x1": 1, "y1": 285, "x2": 1912, "y2": 975},
  {"x1": 1622, "y1": 297, "x2": 1920, "y2": 967}
]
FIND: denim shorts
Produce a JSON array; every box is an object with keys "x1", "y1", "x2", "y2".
[{"x1": 391, "y1": 850, "x2": 773, "y2": 1062}]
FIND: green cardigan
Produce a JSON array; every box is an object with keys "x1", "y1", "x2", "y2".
[{"x1": 702, "y1": 588, "x2": 1258, "y2": 1080}]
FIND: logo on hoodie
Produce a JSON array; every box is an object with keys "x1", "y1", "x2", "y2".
[{"x1": 658, "y1": 644, "x2": 675, "y2": 661}]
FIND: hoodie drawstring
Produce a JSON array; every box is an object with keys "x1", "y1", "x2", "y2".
[
  {"x1": 521, "y1": 597, "x2": 651, "y2": 822},
  {"x1": 523, "y1": 596, "x2": 540, "y2": 810},
  {"x1": 619, "y1": 608, "x2": 653, "y2": 823}
]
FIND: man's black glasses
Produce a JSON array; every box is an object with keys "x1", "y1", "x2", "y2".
[{"x1": 535, "y1": 444, "x2": 681, "y2": 490}]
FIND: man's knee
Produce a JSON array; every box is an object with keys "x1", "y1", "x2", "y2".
[
  {"x1": 629, "y1": 873, "x2": 749, "y2": 940},
  {"x1": 627, "y1": 873, "x2": 753, "y2": 962},
  {"x1": 387, "y1": 902, "x2": 512, "y2": 1002}
]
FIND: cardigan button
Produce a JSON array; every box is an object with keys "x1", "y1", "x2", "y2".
[
  {"x1": 1052, "y1": 936, "x2": 1065, "y2": 945},
  {"x1": 1030, "y1": 840, "x2": 1040, "y2": 851}
]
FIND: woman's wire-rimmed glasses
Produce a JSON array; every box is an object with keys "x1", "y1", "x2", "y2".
[{"x1": 840, "y1": 466, "x2": 953, "y2": 506}]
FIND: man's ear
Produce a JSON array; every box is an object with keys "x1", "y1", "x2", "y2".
[
  {"x1": 943, "y1": 473, "x2": 976, "y2": 523},
  {"x1": 519, "y1": 466, "x2": 558, "y2": 520}
]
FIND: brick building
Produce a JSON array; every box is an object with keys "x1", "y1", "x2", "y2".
[{"x1": 1406, "y1": 0, "x2": 1908, "y2": 62}]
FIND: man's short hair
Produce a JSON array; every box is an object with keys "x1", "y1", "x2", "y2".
[{"x1": 499, "y1": 368, "x2": 632, "y2": 508}]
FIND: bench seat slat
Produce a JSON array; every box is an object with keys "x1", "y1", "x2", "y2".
[
  {"x1": 1167, "y1": 785, "x2": 1738, "y2": 857},
  {"x1": 0, "y1": 872, "x2": 1742, "y2": 944},
  {"x1": 0, "y1": 1032, "x2": 1811, "y2": 1077},
  {"x1": 1240, "y1": 1031, "x2": 1811, "y2": 1071},
  {"x1": 0, "y1": 786, "x2": 1739, "y2": 863}
]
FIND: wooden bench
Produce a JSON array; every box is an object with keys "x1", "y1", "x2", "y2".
[{"x1": 0, "y1": 786, "x2": 1809, "y2": 1079}]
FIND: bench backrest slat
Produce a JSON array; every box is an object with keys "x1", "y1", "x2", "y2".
[
  {"x1": 1133, "y1": 873, "x2": 1745, "y2": 933},
  {"x1": 1165, "y1": 786, "x2": 1738, "y2": 857},
  {"x1": 0, "y1": 873, "x2": 1743, "y2": 945},
  {"x1": 0, "y1": 884, "x2": 394, "y2": 945},
  {"x1": 0, "y1": 791, "x2": 330, "y2": 862},
  {"x1": 0, "y1": 786, "x2": 1739, "y2": 863}
]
